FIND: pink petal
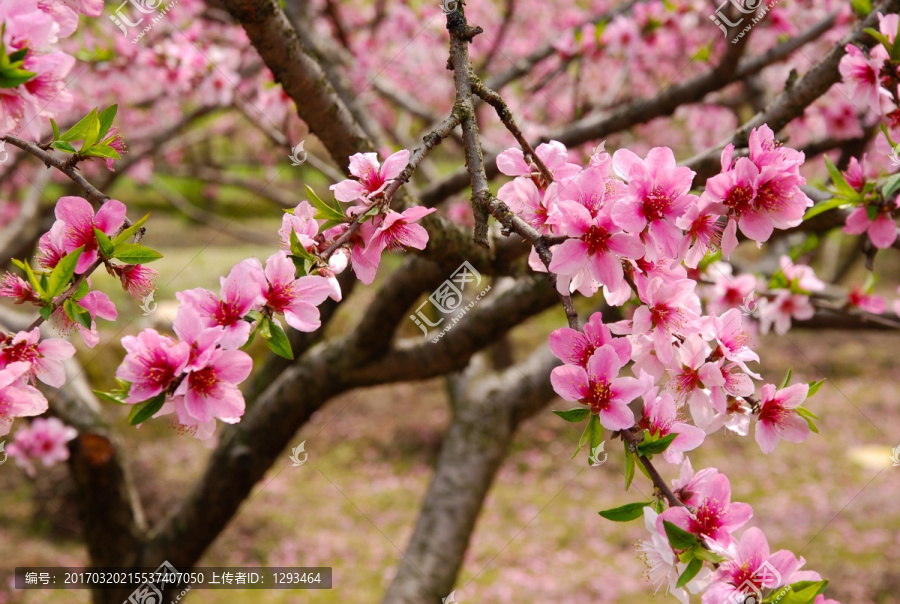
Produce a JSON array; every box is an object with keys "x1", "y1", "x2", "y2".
[
  {"x1": 331, "y1": 179, "x2": 367, "y2": 202},
  {"x1": 94, "y1": 200, "x2": 127, "y2": 235},
  {"x1": 599, "y1": 400, "x2": 636, "y2": 430},
  {"x1": 380, "y1": 149, "x2": 411, "y2": 181},
  {"x1": 868, "y1": 213, "x2": 898, "y2": 249},
  {"x1": 550, "y1": 365, "x2": 589, "y2": 401}
]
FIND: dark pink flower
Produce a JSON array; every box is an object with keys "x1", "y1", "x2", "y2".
[
  {"x1": 0, "y1": 361, "x2": 47, "y2": 436},
  {"x1": 331, "y1": 149, "x2": 410, "y2": 202},
  {"x1": 116, "y1": 329, "x2": 191, "y2": 403},
  {"x1": 0, "y1": 329, "x2": 75, "y2": 388},
  {"x1": 352, "y1": 207, "x2": 435, "y2": 284},
  {"x1": 549, "y1": 311, "x2": 631, "y2": 368},
  {"x1": 173, "y1": 347, "x2": 253, "y2": 425},
  {"x1": 53, "y1": 196, "x2": 128, "y2": 273},
  {"x1": 843, "y1": 205, "x2": 898, "y2": 249},
  {"x1": 6, "y1": 417, "x2": 77, "y2": 477},
  {"x1": 117, "y1": 264, "x2": 159, "y2": 300},
  {"x1": 51, "y1": 290, "x2": 118, "y2": 348},
  {"x1": 263, "y1": 252, "x2": 332, "y2": 332},
  {"x1": 657, "y1": 473, "x2": 752, "y2": 547},
  {"x1": 755, "y1": 382, "x2": 811, "y2": 453},
  {"x1": 0, "y1": 273, "x2": 40, "y2": 304}
]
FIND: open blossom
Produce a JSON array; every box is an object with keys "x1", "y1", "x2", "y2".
[
  {"x1": 177, "y1": 259, "x2": 267, "y2": 349},
  {"x1": 497, "y1": 177, "x2": 557, "y2": 233},
  {"x1": 657, "y1": 473, "x2": 752, "y2": 547},
  {"x1": 173, "y1": 347, "x2": 253, "y2": 425},
  {"x1": 676, "y1": 198, "x2": 725, "y2": 268},
  {"x1": 666, "y1": 334, "x2": 725, "y2": 414},
  {"x1": 631, "y1": 277, "x2": 701, "y2": 367},
  {"x1": 351, "y1": 207, "x2": 435, "y2": 284},
  {"x1": 263, "y1": 252, "x2": 333, "y2": 332},
  {"x1": 330, "y1": 149, "x2": 410, "y2": 202},
  {"x1": 0, "y1": 362, "x2": 47, "y2": 436},
  {"x1": 279, "y1": 201, "x2": 321, "y2": 251},
  {"x1": 51, "y1": 196, "x2": 128, "y2": 273},
  {"x1": 611, "y1": 147, "x2": 697, "y2": 258},
  {"x1": 838, "y1": 43, "x2": 890, "y2": 115},
  {"x1": 755, "y1": 382, "x2": 811, "y2": 453},
  {"x1": 549, "y1": 311, "x2": 631, "y2": 368},
  {"x1": 116, "y1": 329, "x2": 190, "y2": 403},
  {"x1": 639, "y1": 389, "x2": 705, "y2": 464},
  {"x1": 0, "y1": 329, "x2": 75, "y2": 388},
  {"x1": 704, "y1": 528, "x2": 816, "y2": 604},
  {"x1": 843, "y1": 204, "x2": 898, "y2": 249},
  {"x1": 496, "y1": 140, "x2": 581, "y2": 182},
  {"x1": 51, "y1": 290, "x2": 117, "y2": 348},
  {"x1": 637, "y1": 507, "x2": 710, "y2": 603},
  {"x1": 671, "y1": 458, "x2": 719, "y2": 507},
  {"x1": 847, "y1": 285, "x2": 886, "y2": 314},
  {"x1": 550, "y1": 344, "x2": 646, "y2": 430},
  {"x1": 6, "y1": 417, "x2": 77, "y2": 477}
]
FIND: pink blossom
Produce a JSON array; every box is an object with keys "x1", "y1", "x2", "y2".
[
  {"x1": 639, "y1": 389, "x2": 705, "y2": 464},
  {"x1": 497, "y1": 177, "x2": 557, "y2": 233},
  {"x1": 0, "y1": 362, "x2": 47, "y2": 436},
  {"x1": 36, "y1": 221, "x2": 67, "y2": 270},
  {"x1": 755, "y1": 382, "x2": 811, "y2": 453},
  {"x1": 6, "y1": 417, "x2": 77, "y2": 477},
  {"x1": 101, "y1": 127, "x2": 127, "y2": 171},
  {"x1": 676, "y1": 198, "x2": 725, "y2": 268},
  {"x1": 116, "y1": 264, "x2": 158, "y2": 300},
  {"x1": 51, "y1": 290, "x2": 118, "y2": 348},
  {"x1": 116, "y1": 329, "x2": 190, "y2": 403},
  {"x1": 779, "y1": 256, "x2": 825, "y2": 293},
  {"x1": 330, "y1": 149, "x2": 410, "y2": 202},
  {"x1": 843, "y1": 155, "x2": 868, "y2": 192},
  {"x1": 173, "y1": 347, "x2": 253, "y2": 425},
  {"x1": 548, "y1": 311, "x2": 631, "y2": 368},
  {"x1": 53, "y1": 196, "x2": 128, "y2": 273},
  {"x1": 0, "y1": 273, "x2": 40, "y2": 304},
  {"x1": 177, "y1": 259, "x2": 267, "y2": 349},
  {"x1": 279, "y1": 201, "x2": 321, "y2": 251},
  {"x1": 843, "y1": 206, "x2": 898, "y2": 249},
  {"x1": 657, "y1": 473, "x2": 752, "y2": 547},
  {"x1": 263, "y1": 251, "x2": 333, "y2": 332},
  {"x1": 703, "y1": 527, "x2": 811, "y2": 604},
  {"x1": 838, "y1": 44, "x2": 890, "y2": 115},
  {"x1": 758, "y1": 291, "x2": 814, "y2": 335},
  {"x1": 671, "y1": 458, "x2": 719, "y2": 507},
  {"x1": 549, "y1": 200, "x2": 644, "y2": 295},
  {"x1": 496, "y1": 140, "x2": 581, "y2": 182},
  {"x1": 351, "y1": 207, "x2": 435, "y2": 284},
  {"x1": 666, "y1": 334, "x2": 725, "y2": 412},
  {"x1": 0, "y1": 329, "x2": 75, "y2": 388},
  {"x1": 847, "y1": 286, "x2": 887, "y2": 314},
  {"x1": 611, "y1": 147, "x2": 697, "y2": 258},
  {"x1": 703, "y1": 309, "x2": 760, "y2": 374},
  {"x1": 550, "y1": 344, "x2": 646, "y2": 430},
  {"x1": 631, "y1": 277, "x2": 701, "y2": 366},
  {"x1": 637, "y1": 506, "x2": 709, "y2": 603}
]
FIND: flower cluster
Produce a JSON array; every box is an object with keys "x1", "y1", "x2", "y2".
[{"x1": 6, "y1": 416, "x2": 76, "y2": 476}]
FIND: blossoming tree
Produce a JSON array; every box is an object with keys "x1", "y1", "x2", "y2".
[{"x1": 1, "y1": 0, "x2": 899, "y2": 602}]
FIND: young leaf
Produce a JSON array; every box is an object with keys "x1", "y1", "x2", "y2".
[
  {"x1": 637, "y1": 432, "x2": 678, "y2": 456},
  {"x1": 128, "y1": 392, "x2": 166, "y2": 426},
  {"x1": 779, "y1": 367, "x2": 793, "y2": 389},
  {"x1": 64, "y1": 298, "x2": 92, "y2": 329},
  {"x1": 97, "y1": 104, "x2": 118, "y2": 140},
  {"x1": 822, "y1": 155, "x2": 857, "y2": 199},
  {"x1": 883, "y1": 172, "x2": 900, "y2": 200},
  {"x1": 572, "y1": 416, "x2": 594, "y2": 459},
  {"x1": 49, "y1": 140, "x2": 78, "y2": 153},
  {"x1": 13, "y1": 258, "x2": 44, "y2": 297},
  {"x1": 262, "y1": 318, "x2": 294, "y2": 360},
  {"x1": 46, "y1": 246, "x2": 83, "y2": 299},
  {"x1": 624, "y1": 444, "x2": 635, "y2": 490},
  {"x1": 598, "y1": 501, "x2": 652, "y2": 522},
  {"x1": 93, "y1": 390, "x2": 128, "y2": 405},
  {"x1": 863, "y1": 27, "x2": 892, "y2": 53},
  {"x1": 112, "y1": 243, "x2": 163, "y2": 264},
  {"x1": 306, "y1": 185, "x2": 345, "y2": 223},
  {"x1": 50, "y1": 118, "x2": 60, "y2": 141},
  {"x1": 83, "y1": 144, "x2": 121, "y2": 160},
  {"x1": 553, "y1": 408, "x2": 591, "y2": 423},
  {"x1": 112, "y1": 212, "x2": 150, "y2": 245},
  {"x1": 802, "y1": 197, "x2": 847, "y2": 221},
  {"x1": 589, "y1": 413, "x2": 604, "y2": 451},
  {"x1": 807, "y1": 378, "x2": 826, "y2": 398},
  {"x1": 58, "y1": 107, "x2": 98, "y2": 143},
  {"x1": 676, "y1": 557, "x2": 703, "y2": 588},
  {"x1": 663, "y1": 520, "x2": 699, "y2": 550},
  {"x1": 774, "y1": 580, "x2": 829, "y2": 604},
  {"x1": 94, "y1": 227, "x2": 115, "y2": 257},
  {"x1": 796, "y1": 407, "x2": 820, "y2": 434}
]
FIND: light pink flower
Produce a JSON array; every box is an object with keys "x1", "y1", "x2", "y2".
[
  {"x1": 51, "y1": 290, "x2": 118, "y2": 348},
  {"x1": 657, "y1": 473, "x2": 752, "y2": 547},
  {"x1": 116, "y1": 329, "x2": 190, "y2": 403},
  {"x1": 671, "y1": 458, "x2": 719, "y2": 507},
  {"x1": 550, "y1": 344, "x2": 646, "y2": 430},
  {"x1": 0, "y1": 362, "x2": 47, "y2": 436},
  {"x1": 279, "y1": 201, "x2": 321, "y2": 251},
  {"x1": 758, "y1": 291, "x2": 814, "y2": 335},
  {"x1": 839, "y1": 44, "x2": 890, "y2": 115},
  {"x1": 6, "y1": 417, "x2": 77, "y2": 477},
  {"x1": 843, "y1": 206, "x2": 898, "y2": 249},
  {"x1": 116, "y1": 264, "x2": 158, "y2": 300},
  {"x1": 676, "y1": 198, "x2": 726, "y2": 268},
  {"x1": 548, "y1": 311, "x2": 631, "y2": 368},
  {"x1": 497, "y1": 177, "x2": 557, "y2": 233},
  {"x1": 639, "y1": 389, "x2": 705, "y2": 464},
  {"x1": 847, "y1": 286, "x2": 887, "y2": 314},
  {"x1": 53, "y1": 196, "x2": 128, "y2": 273},
  {"x1": 497, "y1": 140, "x2": 581, "y2": 182},
  {"x1": 330, "y1": 149, "x2": 410, "y2": 202},
  {"x1": 263, "y1": 252, "x2": 333, "y2": 332},
  {"x1": 755, "y1": 382, "x2": 811, "y2": 453},
  {"x1": 351, "y1": 207, "x2": 435, "y2": 284},
  {"x1": 173, "y1": 347, "x2": 253, "y2": 425},
  {"x1": 0, "y1": 329, "x2": 75, "y2": 388}
]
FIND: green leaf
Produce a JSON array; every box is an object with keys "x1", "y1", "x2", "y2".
[
  {"x1": 50, "y1": 118, "x2": 60, "y2": 141},
  {"x1": 46, "y1": 246, "x2": 83, "y2": 299},
  {"x1": 624, "y1": 443, "x2": 635, "y2": 491},
  {"x1": 261, "y1": 318, "x2": 294, "y2": 360},
  {"x1": 883, "y1": 172, "x2": 900, "y2": 199},
  {"x1": 39, "y1": 305, "x2": 53, "y2": 320},
  {"x1": 796, "y1": 406, "x2": 820, "y2": 434},
  {"x1": 553, "y1": 408, "x2": 592, "y2": 423},
  {"x1": 780, "y1": 367, "x2": 793, "y2": 389},
  {"x1": 58, "y1": 108, "x2": 98, "y2": 143},
  {"x1": 663, "y1": 520, "x2": 699, "y2": 550},
  {"x1": 676, "y1": 557, "x2": 703, "y2": 588},
  {"x1": 49, "y1": 140, "x2": 78, "y2": 153},
  {"x1": 112, "y1": 213, "x2": 150, "y2": 245},
  {"x1": 82, "y1": 143, "x2": 121, "y2": 160},
  {"x1": 572, "y1": 416, "x2": 594, "y2": 459},
  {"x1": 80, "y1": 108, "x2": 101, "y2": 151},
  {"x1": 598, "y1": 501, "x2": 652, "y2": 522},
  {"x1": 97, "y1": 104, "x2": 118, "y2": 140},
  {"x1": 63, "y1": 298, "x2": 92, "y2": 329},
  {"x1": 6, "y1": 48, "x2": 27, "y2": 64},
  {"x1": 128, "y1": 392, "x2": 166, "y2": 426},
  {"x1": 692, "y1": 546, "x2": 726, "y2": 564},
  {"x1": 807, "y1": 378, "x2": 826, "y2": 398},
  {"x1": 72, "y1": 278, "x2": 89, "y2": 301},
  {"x1": 306, "y1": 185, "x2": 345, "y2": 224},
  {"x1": 289, "y1": 230, "x2": 318, "y2": 262},
  {"x1": 850, "y1": 0, "x2": 871, "y2": 17},
  {"x1": 823, "y1": 155, "x2": 857, "y2": 199},
  {"x1": 637, "y1": 432, "x2": 678, "y2": 456},
  {"x1": 94, "y1": 227, "x2": 114, "y2": 258},
  {"x1": 93, "y1": 390, "x2": 128, "y2": 405},
  {"x1": 111, "y1": 243, "x2": 163, "y2": 264},
  {"x1": 881, "y1": 123, "x2": 898, "y2": 148},
  {"x1": 768, "y1": 580, "x2": 829, "y2": 604},
  {"x1": 864, "y1": 27, "x2": 892, "y2": 53},
  {"x1": 589, "y1": 414, "x2": 604, "y2": 451},
  {"x1": 12, "y1": 258, "x2": 44, "y2": 297},
  {"x1": 0, "y1": 67, "x2": 37, "y2": 88}
]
